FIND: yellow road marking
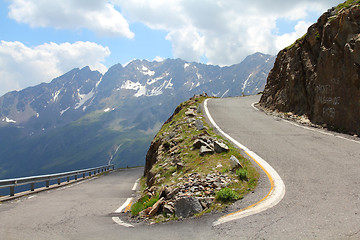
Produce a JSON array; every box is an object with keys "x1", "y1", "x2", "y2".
[
  {"x1": 124, "y1": 201, "x2": 133, "y2": 213},
  {"x1": 219, "y1": 150, "x2": 274, "y2": 219}
]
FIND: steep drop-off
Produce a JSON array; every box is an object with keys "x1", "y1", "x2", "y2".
[{"x1": 260, "y1": 1, "x2": 360, "y2": 134}]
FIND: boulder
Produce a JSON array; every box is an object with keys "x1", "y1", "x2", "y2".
[
  {"x1": 176, "y1": 162, "x2": 185, "y2": 170},
  {"x1": 148, "y1": 197, "x2": 164, "y2": 217},
  {"x1": 185, "y1": 109, "x2": 196, "y2": 117},
  {"x1": 193, "y1": 139, "x2": 208, "y2": 149},
  {"x1": 174, "y1": 196, "x2": 203, "y2": 218},
  {"x1": 163, "y1": 204, "x2": 175, "y2": 215},
  {"x1": 195, "y1": 119, "x2": 206, "y2": 130},
  {"x1": 200, "y1": 146, "x2": 214, "y2": 156},
  {"x1": 230, "y1": 155, "x2": 243, "y2": 169},
  {"x1": 214, "y1": 141, "x2": 229, "y2": 153},
  {"x1": 166, "y1": 188, "x2": 180, "y2": 200}
]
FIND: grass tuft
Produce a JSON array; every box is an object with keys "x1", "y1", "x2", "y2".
[{"x1": 215, "y1": 188, "x2": 240, "y2": 203}]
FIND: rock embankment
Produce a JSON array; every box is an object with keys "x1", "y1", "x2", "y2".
[
  {"x1": 133, "y1": 94, "x2": 258, "y2": 222},
  {"x1": 260, "y1": 1, "x2": 360, "y2": 135}
]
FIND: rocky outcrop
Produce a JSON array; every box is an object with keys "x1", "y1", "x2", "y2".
[
  {"x1": 137, "y1": 94, "x2": 254, "y2": 220},
  {"x1": 260, "y1": 2, "x2": 360, "y2": 135}
]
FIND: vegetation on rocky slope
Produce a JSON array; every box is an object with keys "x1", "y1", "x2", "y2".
[
  {"x1": 130, "y1": 95, "x2": 259, "y2": 223},
  {"x1": 335, "y1": 0, "x2": 360, "y2": 12}
]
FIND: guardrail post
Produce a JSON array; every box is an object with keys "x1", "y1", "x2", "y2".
[
  {"x1": 46, "y1": 180, "x2": 50, "y2": 188},
  {"x1": 83, "y1": 173, "x2": 85, "y2": 178},
  {"x1": 89, "y1": 172, "x2": 92, "y2": 176},
  {"x1": 67, "y1": 177, "x2": 70, "y2": 182},
  {"x1": 31, "y1": 183, "x2": 35, "y2": 191},
  {"x1": 10, "y1": 186, "x2": 15, "y2": 196},
  {"x1": 57, "y1": 179, "x2": 61, "y2": 185},
  {"x1": 75, "y1": 175, "x2": 77, "y2": 180}
]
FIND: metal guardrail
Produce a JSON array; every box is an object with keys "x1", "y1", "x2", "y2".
[{"x1": 0, "y1": 164, "x2": 115, "y2": 197}]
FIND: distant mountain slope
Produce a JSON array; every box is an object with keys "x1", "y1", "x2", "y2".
[{"x1": 0, "y1": 53, "x2": 275, "y2": 179}]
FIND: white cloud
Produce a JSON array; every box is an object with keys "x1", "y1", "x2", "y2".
[
  {"x1": 275, "y1": 21, "x2": 313, "y2": 50},
  {"x1": 0, "y1": 41, "x2": 110, "y2": 96},
  {"x1": 8, "y1": 0, "x2": 134, "y2": 38},
  {"x1": 114, "y1": 0, "x2": 340, "y2": 65}
]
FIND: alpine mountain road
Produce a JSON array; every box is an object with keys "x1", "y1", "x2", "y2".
[{"x1": 0, "y1": 95, "x2": 360, "y2": 239}]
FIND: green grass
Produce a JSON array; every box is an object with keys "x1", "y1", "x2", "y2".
[
  {"x1": 215, "y1": 188, "x2": 240, "y2": 203},
  {"x1": 236, "y1": 168, "x2": 248, "y2": 181},
  {"x1": 131, "y1": 194, "x2": 159, "y2": 216},
  {"x1": 335, "y1": 0, "x2": 360, "y2": 12},
  {"x1": 285, "y1": 33, "x2": 307, "y2": 50}
]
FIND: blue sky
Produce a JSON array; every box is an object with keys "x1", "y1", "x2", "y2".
[{"x1": 0, "y1": 0, "x2": 341, "y2": 96}]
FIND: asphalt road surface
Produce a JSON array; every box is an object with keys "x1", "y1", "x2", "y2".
[{"x1": 1, "y1": 95, "x2": 360, "y2": 239}]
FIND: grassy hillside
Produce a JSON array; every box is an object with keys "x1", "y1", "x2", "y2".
[{"x1": 0, "y1": 111, "x2": 154, "y2": 179}]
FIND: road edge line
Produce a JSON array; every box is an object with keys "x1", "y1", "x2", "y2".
[{"x1": 203, "y1": 98, "x2": 286, "y2": 226}]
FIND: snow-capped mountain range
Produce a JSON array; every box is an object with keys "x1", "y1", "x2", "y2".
[{"x1": 0, "y1": 53, "x2": 275, "y2": 179}]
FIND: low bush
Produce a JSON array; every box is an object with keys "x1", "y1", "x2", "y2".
[
  {"x1": 236, "y1": 168, "x2": 248, "y2": 181},
  {"x1": 215, "y1": 188, "x2": 239, "y2": 203},
  {"x1": 131, "y1": 194, "x2": 159, "y2": 215}
]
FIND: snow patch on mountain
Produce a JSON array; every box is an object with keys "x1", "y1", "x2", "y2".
[
  {"x1": 60, "y1": 107, "x2": 70, "y2": 116},
  {"x1": 121, "y1": 80, "x2": 142, "y2": 91},
  {"x1": 2, "y1": 117, "x2": 16, "y2": 123},
  {"x1": 121, "y1": 80, "x2": 146, "y2": 97},
  {"x1": 96, "y1": 76, "x2": 103, "y2": 88},
  {"x1": 184, "y1": 63, "x2": 190, "y2": 69},
  {"x1": 134, "y1": 85, "x2": 147, "y2": 97},
  {"x1": 165, "y1": 79, "x2": 173, "y2": 89},
  {"x1": 242, "y1": 73, "x2": 253, "y2": 94},
  {"x1": 104, "y1": 108, "x2": 115, "y2": 112},
  {"x1": 147, "y1": 73, "x2": 168, "y2": 85},
  {"x1": 141, "y1": 66, "x2": 155, "y2": 76},
  {"x1": 53, "y1": 89, "x2": 61, "y2": 102},
  {"x1": 75, "y1": 88, "x2": 95, "y2": 110}
]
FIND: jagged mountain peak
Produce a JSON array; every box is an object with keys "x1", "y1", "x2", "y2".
[{"x1": 0, "y1": 53, "x2": 275, "y2": 179}]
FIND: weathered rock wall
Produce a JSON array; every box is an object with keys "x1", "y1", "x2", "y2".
[{"x1": 260, "y1": 4, "x2": 360, "y2": 134}]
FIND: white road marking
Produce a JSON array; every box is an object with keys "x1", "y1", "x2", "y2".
[
  {"x1": 252, "y1": 102, "x2": 360, "y2": 145},
  {"x1": 112, "y1": 216, "x2": 134, "y2": 228},
  {"x1": 204, "y1": 99, "x2": 286, "y2": 226},
  {"x1": 132, "y1": 179, "x2": 140, "y2": 191},
  {"x1": 283, "y1": 117, "x2": 360, "y2": 145},
  {"x1": 112, "y1": 180, "x2": 138, "y2": 227},
  {"x1": 115, "y1": 197, "x2": 133, "y2": 213},
  {"x1": 251, "y1": 102, "x2": 259, "y2": 111}
]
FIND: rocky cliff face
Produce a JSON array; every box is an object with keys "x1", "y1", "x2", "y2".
[{"x1": 260, "y1": 2, "x2": 360, "y2": 135}]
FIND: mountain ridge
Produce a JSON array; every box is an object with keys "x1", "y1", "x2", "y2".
[{"x1": 0, "y1": 53, "x2": 275, "y2": 179}]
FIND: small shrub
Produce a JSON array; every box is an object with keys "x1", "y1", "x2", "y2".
[
  {"x1": 131, "y1": 201, "x2": 145, "y2": 216},
  {"x1": 236, "y1": 168, "x2": 248, "y2": 181},
  {"x1": 131, "y1": 194, "x2": 159, "y2": 216},
  {"x1": 144, "y1": 195, "x2": 159, "y2": 209},
  {"x1": 215, "y1": 188, "x2": 239, "y2": 203}
]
